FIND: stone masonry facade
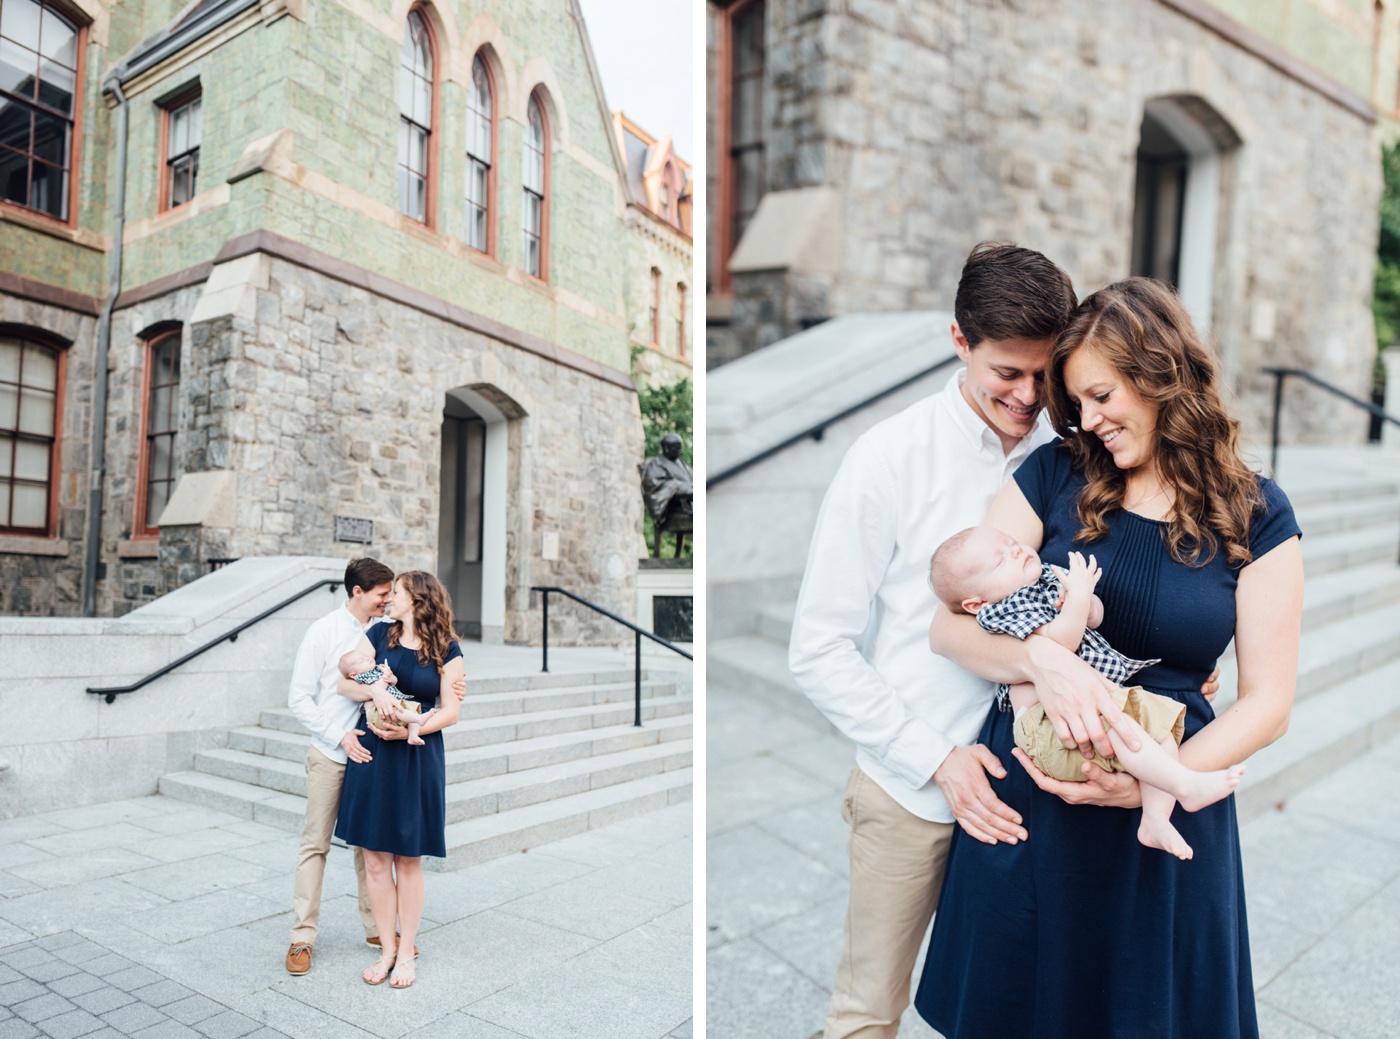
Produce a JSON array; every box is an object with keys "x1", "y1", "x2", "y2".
[
  {"x1": 86, "y1": 252, "x2": 645, "y2": 641},
  {"x1": 707, "y1": 0, "x2": 1385, "y2": 446}
]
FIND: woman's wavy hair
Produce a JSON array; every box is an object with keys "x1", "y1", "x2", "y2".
[
  {"x1": 387, "y1": 570, "x2": 457, "y2": 671},
  {"x1": 1045, "y1": 277, "x2": 1262, "y2": 567}
]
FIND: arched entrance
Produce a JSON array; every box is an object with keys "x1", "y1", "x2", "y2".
[
  {"x1": 437, "y1": 386, "x2": 513, "y2": 643},
  {"x1": 1130, "y1": 96, "x2": 1240, "y2": 336}
]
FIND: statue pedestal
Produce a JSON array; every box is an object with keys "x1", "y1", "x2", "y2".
[{"x1": 637, "y1": 557, "x2": 693, "y2": 660}]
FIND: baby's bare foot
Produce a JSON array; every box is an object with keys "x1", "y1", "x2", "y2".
[
  {"x1": 1138, "y1": 815, "x2": 1193, "y2": 860},
  {"x1": 1175, "y1": 764, "x2": 1245, "y2": 813},
  {"x1": 408, "y1": 733, "x2": 425, "y2": 745}
]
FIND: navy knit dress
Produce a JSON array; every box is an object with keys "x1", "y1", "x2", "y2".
[
  {"x1": 915, "y1": 440, "x2": 1300, "y2": 1039},
  {"x1": 335, "y1": 624, "x2": 459, "y2": 858}
]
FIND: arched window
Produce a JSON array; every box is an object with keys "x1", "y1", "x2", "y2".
[
  {"x1": 0, "y1": 0, "x2": 81, "y2": 222},
  {"x1": 723, "y1": 0, "x2": 765, "y2": 289},
  {"x1": 465, "y1": 54, "x2": 495, "y2": 254},
  {"x1": 522, "y1": 92, "x2": 549, "y2": 280},
  {"x1": 398, "y1": 9, "x2": 435, "y2": 224},
  {"x1": 0, "y1": 332, "x2": 60, "y2": 534},
  {"x1": 135, "y1": 330, "x2": 181, "y2": 535}
]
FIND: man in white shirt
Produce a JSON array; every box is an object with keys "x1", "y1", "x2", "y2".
[
  {"x1": 285, "y1": 557, "x2": 396, "y2": 976},
  {"x1": 790, "y1": 243, "x2": 1082, "y2": 1039}
]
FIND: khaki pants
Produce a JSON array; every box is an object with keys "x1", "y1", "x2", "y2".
[
  {"x1": 825, "y1": 765, "x2": 956, "y2": 1039},
  {"x1": 291, "y1": 746, "x2": 374, "y2": 944}
]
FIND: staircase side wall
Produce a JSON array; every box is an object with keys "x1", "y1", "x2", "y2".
[{"x1": 0, "y1": 557, "x2": 346, "y2": 819}]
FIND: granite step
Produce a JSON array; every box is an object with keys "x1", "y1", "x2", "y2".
[
  {"x1": 1289, "y1": 491, "x2": 1400, "y2": 537},
  {"x1": 1236, "y1": 658, "x2": 1400, "y2": 823},
  {"x1": 190, "y1": 738, "x2": 693, "y2": 819},
  {"x1": 256, "y1": 695, "x2": 692, "y2": 747},
  {"x1": 227, "y1": 713, "x2": 692, "y2": 771},
  {"x1": 158, "y1": 764, "x2": 694, "y2": 866},
  {"x1": 430, "y1": 767, "x2": 694, "y2": 871},
  {"x1": 1299, "y1": 523, "x2": 1400, "y2": 578}
]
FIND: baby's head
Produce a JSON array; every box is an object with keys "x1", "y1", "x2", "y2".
[
  {"x1": 339, "y1": 650, "x2": 377, "y2": 677},
  {"x1": 929, "y1": 525, "x2": 1042, "y2": 615}
]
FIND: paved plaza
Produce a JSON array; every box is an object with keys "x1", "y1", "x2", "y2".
[
  {"x1": 0, "y1": 798, "x2": 692, "y2": 1039},
  {"x1": 707, "y1": 678, "x2": 1400, "y2": 1039}
]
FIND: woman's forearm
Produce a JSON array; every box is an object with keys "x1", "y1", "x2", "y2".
[
  {"x1": 415, "y1": 697, "x2": 459, "y2": 736},
  {"x1": 1178, "y1": 683, "x2": 1292, "y2": 772}
]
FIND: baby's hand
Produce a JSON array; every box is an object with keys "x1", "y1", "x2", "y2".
[{"x1": 1063, "y1": 552, "x2": 1102, "y2": 596}]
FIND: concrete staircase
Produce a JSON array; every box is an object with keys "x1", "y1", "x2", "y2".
[
  {"x1": 159, "y1": 665, "x2": 693, "y2": 870},
  {"x1": 710, "y1": 445, "x2": 1400, "y2": 825}
]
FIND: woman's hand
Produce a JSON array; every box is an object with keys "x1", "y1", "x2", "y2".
[
  {"x1": 369, "y1": 685, "x2": 401, "y2": 724},
  {"x1": 366, "y1": 714, "x2": 410, "y2": 741},
  {"x1": 1012, "y1": 747, "x2": 1143, "y2": 808},
  {"x1": 1025, "y1": 637, "x2": 1139, "y2": 759}
]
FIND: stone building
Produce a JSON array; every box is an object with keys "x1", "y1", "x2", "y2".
[
  {"x1": 0, "y1": 0, "x2": 662, "y2": 636},
  {"x1": 705, "y1": 0, "x2": 1389, "y2": 443},
  {"x1": 614, "y1": 110, "x2": 693, "y2": 389}
]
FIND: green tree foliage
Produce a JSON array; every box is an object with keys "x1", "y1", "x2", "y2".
[
  {"x1": 1373, "y1": 142, "x2": 1400, "y2": 372},
  {"x1": 637, "y1": 378, "x2": 693, "y2": 463}
]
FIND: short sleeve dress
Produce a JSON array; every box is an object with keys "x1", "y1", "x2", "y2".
[
  {"x1": 334, "y1": 623, "x2": 460, "y2": 858},
  {"x1": 914, "y1": 440, "x2": 1301, "y2": 1039}
]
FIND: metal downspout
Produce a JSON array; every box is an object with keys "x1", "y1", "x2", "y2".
[{"x1": 82, "y1": 79, "x2": 129, "y2": 616}]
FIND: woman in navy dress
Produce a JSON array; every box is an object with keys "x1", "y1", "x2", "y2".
[
  {"x1": 915, "y1": 279, "x2": 1303, "y2": 1038},
  {"x1": 335, "y1": 569, "x2": 463, "y2": 989}
]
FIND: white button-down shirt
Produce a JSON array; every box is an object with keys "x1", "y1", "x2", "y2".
[
  {"x1": 286, "y1": 602, "x2": 380, "y2": 764},
  {"x1": 789, "y1": 370, "x2": 1057, "y2": 822}
]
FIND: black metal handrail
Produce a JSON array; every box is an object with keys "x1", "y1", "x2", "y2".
[
  {"x1": 87, "y1": 578, "x2": 342, "y2": 703},
  {"x1": 1265, "y1": 367, "x2": 1400, "y2": 474},
  {"x1": 531, "y1": 585, "x2": 692, "y2": 727},
  {"x1": 707, "y1": 355, "x2": 960, "y2": 488}
]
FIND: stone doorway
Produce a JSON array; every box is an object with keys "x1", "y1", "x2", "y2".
[
  {"x1": 437, "y1": 387, "x2": 511, "y2": 643},
  {"x1": 1129, "y1": 95, "x2": 1240, "y2": 338}
]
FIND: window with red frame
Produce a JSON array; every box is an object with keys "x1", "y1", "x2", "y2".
[
  {"x1": 0, "y1": 0, "x2": 79, "y2": 221},
  {"x1": 163, "y1": 91, "x2": 201, "y2": 210},
  {"x1": 398, "y1": 10, "x2": 434, "y2": 223},
  {"x1": 0, "y1": 333, "x2": 58, "y2": 533},
  {"x1": 522, "y1": 93, "x2": 548, "y2": 279},
  {"x1": 465, "y1": 54, "x2": 493, "y2": 253},
  {"x1": 676, "y1": 282, "x2": 687, "y2": 358},
  {"x1": 137, "y1": 332, "x2": 180, "y2": 535},
  {"x1": 649, "y1": 268, "x2": 661, "y2": 345}
]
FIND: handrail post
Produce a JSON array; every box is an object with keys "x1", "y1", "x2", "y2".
[
  {"x1": 634, "y1": 630, "x2": 642, "y2": 727},
  {"x1": 1270, "y1": 369, "x2": 1285, "y2": 477},
  {"x1": 541, "y1": 590, "x2": 550, "y2": 673}
]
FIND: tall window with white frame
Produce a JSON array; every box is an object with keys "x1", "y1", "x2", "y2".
[
  {"x1": 0, "y1": 333, "x2": 59, "y2": 533},
  {"x1": 137, "y1": 332, "x2": 180, "y2": 536},
  {"x1": 0, "y1": 0, "x2": 80, "y2": 220},
  {"x1": 465, "y1": 55, "x2": 493, "y2": 253},
  {"x1": 163, "y1": 91, "x2": 201, "y2": 210},
  {"x1": 522, "y1": 93, "x2": 547, "y2": 279},
  {"x1": 397, "y1": 10, "x2": 433, "y2": 223}
]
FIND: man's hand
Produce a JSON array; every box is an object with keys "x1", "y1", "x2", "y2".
[
  {"x1": 933, "y1": 745, "x2": 1028, "y2": 845},
  {"x1": 451, "y1": 674, "x2": 466, "y2": 701},
  {"x1": 1012, "y1": 748, "x2": 1143, "y2": 808},
  {"x1": 1026, "y1": 637, "x2": 1139, "y2": 759},
  {"x1": 339, "y1": 729, "x2": 372, "y2": 764},
  {"x1": 366, "y1": 715, "x2": 409, "y2": 741},
  {"x1": 1201, "y1": 665, "x2": 1221, "y2": 703}
]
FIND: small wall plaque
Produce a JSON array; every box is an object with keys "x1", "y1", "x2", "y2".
[
  {"x1": 653, "y1": 595, "x2": 693, "y2": 643},
  {"x1": 334, "y1": 516, "x2": 374, "y2": 544}
]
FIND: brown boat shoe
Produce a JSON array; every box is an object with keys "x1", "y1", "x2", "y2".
[
  {"x1": 366, "y1": 934, "x2": 419, "y2": 958},
  {"x1": 285, "y1": 942, "x2": 312, "y2": 975}
]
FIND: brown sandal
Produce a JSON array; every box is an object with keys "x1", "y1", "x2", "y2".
[{"x1": 362, "y1": 954, "x2": 395, "y2": 986}]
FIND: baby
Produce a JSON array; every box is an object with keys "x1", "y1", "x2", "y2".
[
  {"x1": 928, "y1": 525, "x2": 1245, "y2": 860},
  {"x1": 338, "y1": 650, "x2": 435, "y2": 745}
]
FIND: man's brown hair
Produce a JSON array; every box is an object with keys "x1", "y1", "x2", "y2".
[
  {"x1": 954, "y1": 241, "x2": 1077, "y2": 347},
  {"x1": 344, "y1": 557, "x2": 394, "y2": 597}
]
